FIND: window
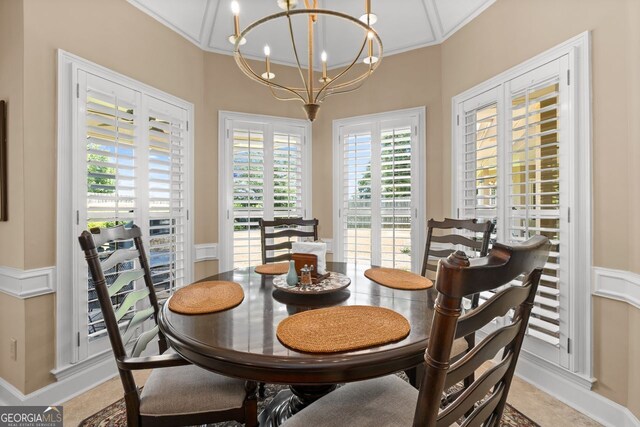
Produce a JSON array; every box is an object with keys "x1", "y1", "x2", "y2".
[
  {"x1": 333, "y1": 108, "x2": 426, "y2": 273},
  {"x1": 219, "y1": 112, "x2": 312, "y2": 271},
  {"x1": 56, "y1": 51, "x2": 193, "y2": 368},
  {"x1": 452, "y1": 33, "x2": 591, "y2": 378}
]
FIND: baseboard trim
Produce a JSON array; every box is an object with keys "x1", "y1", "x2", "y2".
[
  {"x1": 593, "y1": 267, "x2": 640, "y2": 310},
  {"x1": 194, "y1": 243, "x2": 217, "y2": 262},
  {"x1": 0, "y1": 266, "x2": 56, "y2": 298},
  {"x1": 516, "y1": 354, "x2": 639, "y2": 427},
  {"x1": 0, "y1": 355, "x2": 117, "y2": 406}
]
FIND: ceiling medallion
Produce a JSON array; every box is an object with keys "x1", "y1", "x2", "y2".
[{"x1": 229, "y1": 0, "x2": 383, "y2": 121}]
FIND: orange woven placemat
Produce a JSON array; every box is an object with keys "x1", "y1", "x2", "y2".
[
  {"x1": 364, "y1": 267, "x2": 433, "y2": 290},
  {"x1": 277, "y1": 305, "x2": 410, "y2": 353},
  {"x1": 255, "y1": 262, "x2": 289, "y2": 275},
  {"x1": 168, "y1": 281, "x2": 244, "y2": 314}
]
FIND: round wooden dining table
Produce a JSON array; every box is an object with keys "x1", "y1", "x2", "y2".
[{"x1": 159, "y1": 262, "x2": 436, "y2": 426}]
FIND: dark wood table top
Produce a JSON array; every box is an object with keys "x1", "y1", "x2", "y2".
[{"x1": 159, "y1": 262, "x2": 437, "y2": 384}]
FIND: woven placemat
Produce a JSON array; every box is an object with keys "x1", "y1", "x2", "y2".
[
  {"x1": 277, "y1": 305, "x2": 410, "y2": 353},
  {"x1": 168, "y1": 281, "x2": 244, "y2": 314},
  {"x1": 364, "y1": 267, "x2": 433, "y2": 290},
  {"x1": 255, "y1": 262, "x2": 289, "y2": 275}
]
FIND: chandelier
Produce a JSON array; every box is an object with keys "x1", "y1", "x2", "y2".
[{"x1": 229, "y1": 0, "x2": 383, "y2": 121}]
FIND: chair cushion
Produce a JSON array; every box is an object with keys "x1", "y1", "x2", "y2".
[
  {"x1": 282, "y1": 375, "x2": 418, "y2": 427},
  {"x1": 451, "y1": 337, "x2": 469, "y2": 358},
  {"x1": 139, "y1": 363, "x2": 247, "y2": 416}
]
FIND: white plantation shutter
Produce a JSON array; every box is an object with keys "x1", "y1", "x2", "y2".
[
  {"x1": 507, "y1": 58, "x2": 569, "y2": 361},
  {"x1": 74, "y1": 70, "x2": 192, "y2": 360},
  {"x1": 454, "y1": 56, "x2": 571, "y2": 368},
  {"x1": 232, "y1": 122, "x2": 266, "y2": 269},
  {"x1": 273, "y1": 128, "x2": 304, "y2": 219},
  {"x1": 379, "y1": 122, "x2": 413, "y2": 270},
  {"x1": 221, "y1": 115, "x2": 311, "y2": 270},
  {"x1": 146, "y1": 98, "x2": 189, "y2": 299},
  {"x1": 79, "y1": 73, "x2": 140, "y2": 354},
  {"x1": 458, "y1": 90, "x2": 500, "y2": 302},
  {"x1": 342, "y1": 125, "x2": 374, "y2": 266},
  {"x1": 336, "y1": 110, "x2": 424, "y2": 272}
]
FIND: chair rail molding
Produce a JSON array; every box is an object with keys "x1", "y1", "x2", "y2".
[
  {"x1": 593, "y1": 266, "x2": 640, "y2": 309},
  {"x1": 195, "y1": 243, "x2": 218, "y2": 262},
  {"x1": 0, "y1": 266, "x2": 56, "y2": 299}
]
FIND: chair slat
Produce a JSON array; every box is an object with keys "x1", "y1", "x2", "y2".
[
  {"x1": 122, "y1": 306, "x2": 155, "y2": 345},
  {"x1": 101, "y1": 248, "x2": 140, "y2": 272},
  {"x1": 431, "y1": 234, "x2": 482, "y2": 250},
  {"x1": 261, "y1": 218, "x2": 318, "y2": 227},
  {"x1": 264, "y1": 229, "x2": 316, "y2": 239},
  {"x1": 264, "y1": 241, "x2": 293, "y2": 251},
  {"x1": 429, "y1": 249, "x2": 455, "y2": 258},
  {"x1": 91, "y1": 224, "x2": 141, "y2": 247},
  {"x1": 266, "y1": 253, "x2": 293, "y2": 263},
  {"x1": 437, "y1": 353, "x2": 513, "y2": 427},
  {"x1": 131, "y1": 325, "x2": 159, "y2": 357},
  {"x1": 114, "y1": 288, "x2": 150, "y2": 321},
  {"x1": 428, "y1": 218, "x2": 493, "y2": 233},
  {"x1": 456, "y1": 284, "x2": 530, "y2": 338},
  {"x1": 445, "y1": 320, "x2": 521, "y2": 388},
  {"x1": 108, "y1": 269, "x2": 145, "y2": 297},
  {"x1": 459, "y1": 383, "x2": 504, "y2": 427}
]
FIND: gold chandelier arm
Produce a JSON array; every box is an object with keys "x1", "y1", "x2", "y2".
[
  {"x1": 318, "y1": 75, "x2": 370, "y2": 102},
  {"x1": 314, "y1": 33, "x2": 368, "y2": 102},
  {"x1": 286, "y1": 13, "x2": 311, "y2": 100},
  {"x1": 268, "y1": 84, "x2": 305, "y2": 102},
  {"x1": 235, "y1": 52, "x2": 307, "y2": 102}
]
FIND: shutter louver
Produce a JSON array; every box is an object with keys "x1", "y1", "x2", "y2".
[
  {"x1": 232, "y1": 124, "x2": 265, "y2": 268},
  {"x1": 84, "y1": 79, "x2": 139, "y2": 341},
  {"x1": 147, "y1": 102, "x2": 188, "y2": 300},
  {"x1": 343, "y1": 130, "x2": 373, "y2": 265},
  {"x1": 380, "y1": 125, "x2": 412, "y2": 270},
  {"x1": 509, "y1": 78, "x2": 562, "y2": 346}
]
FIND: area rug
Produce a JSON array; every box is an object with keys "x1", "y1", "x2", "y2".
[{"x1": 79, "y1": 376, "x2": 539, "y2": 427}]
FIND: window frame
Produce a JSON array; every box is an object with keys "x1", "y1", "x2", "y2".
[
  {"x1": 332, "y1": 107, "x2": 426, "y2": 273},
  {"x1": 218, "y1": 111, "x2": 312, "y2": 272},
  {"x1": 55, "y1": 50, "x2": 194, "y2": 378},
  {"x1": 451, "y1": 32, "x2": 592, "y2": 383}
]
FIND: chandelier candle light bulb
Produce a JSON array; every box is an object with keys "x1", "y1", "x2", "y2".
[
  {"x1": 320, "y1": 50, "x2": 329, "y2": 82},
  {"x1": 232, "y1": 0, "x2": 383, "y2": 121},
  {"x1": 262, "y1": 45, "x2": 275, "y2": 80},
  {"x1": 228, "y1": 1, "x2": 246, "y2": 45}
]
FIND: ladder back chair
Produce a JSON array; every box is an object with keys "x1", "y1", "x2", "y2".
[
  {"x1": 78, "y1": 225, "x2": 257, "y2": 427},
  {"x1": 281, "y1": 235, "x2": 549, "y2": 427},
  {"x1": 413, "y1": 218, "x2": 494, "y2": 390},
  {"x1": 259, "y1": 217, "x2": 319, "y2": 264}
]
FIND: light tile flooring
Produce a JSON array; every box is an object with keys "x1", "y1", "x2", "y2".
[{"x1": 62, "y1": 368, "x2": 602, "y2": 426}]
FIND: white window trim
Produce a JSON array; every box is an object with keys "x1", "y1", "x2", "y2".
[
  {"x1": 332, "y1": 107, "x2": 427, "y2": 273},
  {"x1": 54, "y1": 50, "x2": 195, "y2": 379},
  {"x1": 218, "y1": 111, "x2": 312, "y2": 272},
  {"x1": 450, "y1": 32, "x2": 593, "y2": 386}
]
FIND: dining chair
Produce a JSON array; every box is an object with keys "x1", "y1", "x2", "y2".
[
  {"x1": 282, "y1": 235, "x2": 549, "y2": 427},
  {"x1": 78, "y1": 225, "x2": 258, "y2": 427},
  {"x1": 259, "y1": 217, "x2": 319, "y2": 264},
  {"x1": 413, "y1": 218, "x2": 494, "y2": 390}
]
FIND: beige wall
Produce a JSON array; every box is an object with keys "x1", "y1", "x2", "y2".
[
  {"x1": 439, "y1": 0, "x2": 640, "y2": 416},
  {"x1": 0, "y1": 0, "x2": 638, "y2": 418}
]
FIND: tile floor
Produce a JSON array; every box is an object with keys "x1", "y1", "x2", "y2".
[{"x1": 61, "y1": 368, "x2": 602, "y2": 426}]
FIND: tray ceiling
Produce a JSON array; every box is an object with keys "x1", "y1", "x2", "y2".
[{"x1": 128, "y1": 0, "x2": 495, "y2": 69}]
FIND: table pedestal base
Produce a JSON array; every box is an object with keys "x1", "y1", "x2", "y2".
[{"x1": 258, "y1": 384, "x2": 337, "y2": 427}]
